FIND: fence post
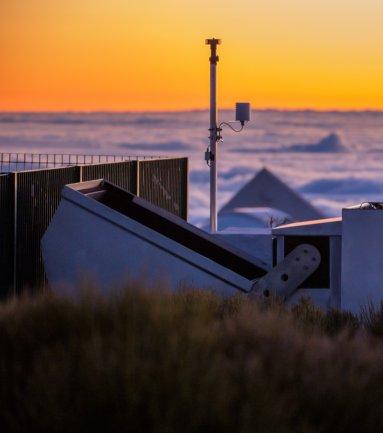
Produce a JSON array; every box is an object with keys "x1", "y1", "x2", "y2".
[
  {"x1": 185, "y1": 158, "x2": 189, "y2": 221},
  {"x1": 12, "y1": 172, "x2": 17, "y2": 295},
  {"x1": 136, "y1": 160, "x2": 140, "y2": 196}
]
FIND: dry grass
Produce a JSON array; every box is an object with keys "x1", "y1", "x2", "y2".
[{"x1": 0, "y1": 287, "x2": 383, "y2": 433}]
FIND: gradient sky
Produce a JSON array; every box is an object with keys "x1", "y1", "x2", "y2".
[{"x1": 1, "y1": 0, "x2": 383, "y2": 111}]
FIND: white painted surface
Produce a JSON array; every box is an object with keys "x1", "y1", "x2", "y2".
[
  {"x1": 42, "y1": 182, "x2": 266, "y2": 296},
  {"x1": 342, "y1": 208, "x2": 383, "y2": 313}
]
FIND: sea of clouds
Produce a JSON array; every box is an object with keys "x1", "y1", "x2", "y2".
[{"x1": 1, "y1": 110, "x2": 383, "y2": 226}]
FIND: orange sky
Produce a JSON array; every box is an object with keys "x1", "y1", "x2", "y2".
[{"x1": 1, "y1": 0, "x2": 383, "y2": 111}]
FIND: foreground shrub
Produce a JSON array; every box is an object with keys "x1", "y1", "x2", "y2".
[{"x1": 0, "y1": 288, "x2": 383, "y2": 433}]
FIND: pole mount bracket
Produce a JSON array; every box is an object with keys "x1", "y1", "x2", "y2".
[
  {"x1": 206, "y1": 38, "x2": 221, "y2": 64},
  {"x1": 205, "y1": 148, "x2": 214, "y2": 163}
]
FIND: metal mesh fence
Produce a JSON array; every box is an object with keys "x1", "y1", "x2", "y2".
[
  {"x1": 0, "y1": 175, "x2": 14, "y2": 298},
  {"x1": 15, "y1": 167, "x2": 80, "y2": 293},
  {"x1": 81, "y1": 161, "x2": 138, "y2": 193},
  {"x1": 0, "y1": 157, "x2": 188, "y2": 296},
  {"x1": 0, "y1": 153, "x2": 161, "y2": 173},
  {"x1": 139, "y1": 158, "x2": 188, "y2": 220}
]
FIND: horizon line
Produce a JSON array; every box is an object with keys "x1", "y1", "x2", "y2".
[{"x1": 1, "y1": 107, "x2": 383, "y2": 114}]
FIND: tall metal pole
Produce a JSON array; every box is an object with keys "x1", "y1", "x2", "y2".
[{"x1": 206, "y1": 38, "x2": 221, "y2": 233}]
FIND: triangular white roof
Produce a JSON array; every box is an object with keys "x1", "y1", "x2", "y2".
[{"x1": 220, "y1": 167, "x2": 323, "y2": 221}]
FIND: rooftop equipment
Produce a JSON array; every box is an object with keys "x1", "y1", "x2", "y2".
[
  {"x1": 42, "y1": 179, "x2": 383, "y2": 313},
  {"x1": 42, "y1": 180, "x2": 319, "y2": 297},
  {"x1": 272, "y1": 217, "x2": 341, "y2": 309},
  {"x1": 272, "y1": 204, "x2": 383, "y2": 313},
  {"x1": 42, "y1": 180, "x2": 267, "y2": 295}
]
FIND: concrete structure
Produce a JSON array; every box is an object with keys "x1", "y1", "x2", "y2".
[
  {"x1": 273, "y1": 206, "x2": 383, "y2": 313},
  {"x1": 42, "y1": 180, "x2": 267, "y2": 296},
  {"x1": 341, "y1": 206, "x2": 383, "y2": 313}
]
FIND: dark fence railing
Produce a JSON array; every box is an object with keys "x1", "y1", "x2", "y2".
[
  {"x1": 139, "y1": 158, "x2": 188, "y2": 220},
  {"x1": 0, "y1": 175, "x2": 14, "y2": 299},
  {"x1": 15, "y1": 167, "x2": 81, "y2": 294},
  {"x1": 0, "y1": 156, "x2": 188, "y2": 297},
  {"x1": 0, "y1": 152, "x2": 163, "y2": 174},
  {"x1": 82, "y1": 161, "x2": 138, "y2": 193}
]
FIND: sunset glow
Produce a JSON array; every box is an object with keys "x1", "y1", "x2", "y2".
[{"x1": 1, "y1": 0, "x2": 383, "y2": 111}]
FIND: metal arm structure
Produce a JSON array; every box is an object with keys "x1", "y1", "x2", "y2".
[{"x1": 250, "y1": 244, "x2": 321, "y2": 301}]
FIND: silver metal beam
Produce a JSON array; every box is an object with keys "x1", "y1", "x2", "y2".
[{"x1": 206, "y1": 38, "x2": 221, "y2": 233}]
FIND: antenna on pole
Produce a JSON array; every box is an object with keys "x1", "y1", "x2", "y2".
[{"x1": 205, "y1": 38, "x2": 251, "y2": 233}]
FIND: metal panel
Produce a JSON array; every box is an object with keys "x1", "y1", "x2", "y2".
[
  {"x1": 0, "y1": 174, "x2": 13, "y2": 297},
  {"x1": 81, "y1": 161, "x2": 138, "y2": 193},
  {"x1": 15, "y1": 167, "x2": 80, "y2": 293},
  {"x1": 138, "y1": 158, "x2": 188, "y2": 220}
]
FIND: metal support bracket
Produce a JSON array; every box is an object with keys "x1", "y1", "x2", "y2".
[
  {"x1": 205, "y1": 148, "x2": 214, "y2": 163},
  {"x1": 251, "y1": 244, "x2": 321, "y2": 301}
]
